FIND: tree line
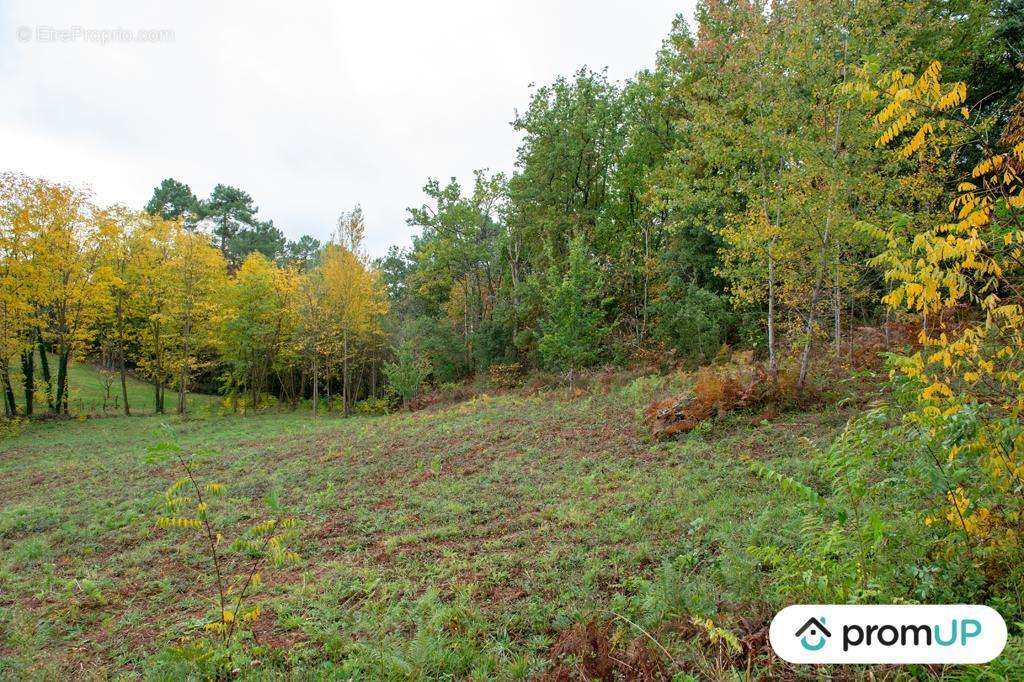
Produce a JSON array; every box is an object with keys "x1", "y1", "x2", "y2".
[
  {"x1": 0, "y1": 175, "x2": 386, "y2": 417},
  {"x1": 2, "y1": 0, "x2": 1020, "y2": 416},
  {"x1": 380, "y1": 0, "x2": 1020, "y2": 387}
]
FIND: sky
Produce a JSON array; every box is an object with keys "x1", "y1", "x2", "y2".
[{"x1": 1, "y1": 1, "x2": 696, "y2": 258}]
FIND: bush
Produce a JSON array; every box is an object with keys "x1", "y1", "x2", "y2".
[
  {"x1": 651, "y1": 283, "x2": 732, "y2": 362},
  {"x1": 405, "y1": 316, "x2": 470, "y2": 384},
  {"x1": 472, "y1": 303, "x2": 519, "y2": 370},
  {"x1": 146, "y1": 430, "x2": 301, "y2": 670},
  {"x1": 538, "y1": 236, "x2": 609, "y2": 373},
  {"x1": 487, "y1": 362, "x2": 523, "y2": 389},
  {"x1": 384, "y1": 340, "x2": 431, "y2": 407},
  {"x1": 353, "y1": 397, "x2": 390, "y2": 415}
]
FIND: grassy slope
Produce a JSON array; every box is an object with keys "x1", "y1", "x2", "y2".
[
  {"x1": 7, "y1": 355, "x2": 217, "y2": 416},
  {"x1": 10, "y1": 383, "x2": 1018, "y2": 679},
  {"x1": 0, "y1": 382, "x2": 848, "y2": 679}
]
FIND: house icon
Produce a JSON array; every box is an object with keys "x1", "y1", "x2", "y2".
[{"x1": 795, "y1": 617, "x2": 831, "y2": 651}]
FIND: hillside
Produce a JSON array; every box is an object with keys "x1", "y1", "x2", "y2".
[
  {"x1": 0, "y1": 383, "x2": 849, "y2": 679},
  {"x1": 6, "y1": 355, "x2": 218, "y2": 416}
]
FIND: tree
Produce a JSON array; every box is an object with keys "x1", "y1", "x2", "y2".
[
  {"x1": 383, "y1": 339, "x2": 430, "y2": 408},
  {"x1": 538, "y1": 236, "x2": 608, "y2": 376},
  {"x1": 131, "y1": 214, "x2": 177, "y2": 413},
  {"x1": 295, "y1": 269, "x2": 330, "y2": 415},
  {"x1": 145, "y1": 178, "x2": 202, "y2": 229},
  {"x1": 228, "y1": 219, "x2": 287, "y2": 265},
  {"x1": 0, "y1": 173, "x2": 40, "y2": 416},
  {"x1": 336, "y1": 206, "x2": 366, "y2": 256},
  {"x1": 221, "y1": 253, "x2": 295, "y2": 411},
  {"x1": 168, "y1": 228, "x2": 228, "y2": 414},
  {"x1": 94, "y1": 206, "x2": 145, "y2": 415},
  {"x1": 860, "y1": 59, "x2": 1024, "y2": 580},
  {"x1": 204, "y1": 184, "x2": 257, "y2": 266},
  {"x1": 28, "y1": 180, "x2": 110, "y2": 414},
  {"x1": 285, "y1": 235, "x2": 322, "y2": 271},
  {"x1": 321, "y1": 242, "x2": 387, "y2": 415}
]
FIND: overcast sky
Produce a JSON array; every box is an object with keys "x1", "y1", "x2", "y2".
[{"x1": 1, "y1": 1, "x2": 696, "y2": 258}]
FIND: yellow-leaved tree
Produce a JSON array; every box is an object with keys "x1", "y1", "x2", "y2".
[
  {"x1": 131, "y1": 213, "x2": 177, "y2": 413},
  {"x1": 0, "y1": 173, "x2": 41, "y2": 416},
  {"x1": 27, "y1": 179, "x2": 111, "y2": 414},
  {"x1": 857, "y1": 60, "x2": 1024, "y2": 577},
  {"x1": 168, "y1": 228, "x2": 228, "y2": 414},
  {"x1": 320, "y1": 242, "x2": 387, "y2": 415},
  {"x1": 221, "y1": 252, "x2": 297, "y2": 412}
]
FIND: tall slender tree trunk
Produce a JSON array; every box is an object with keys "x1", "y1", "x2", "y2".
[
  {"x1": 119, "y1": 348, "x2": 130, "y2": 416},
  {"x1": 833, "y1": 257, "x2": 842, "y2": 357},
  {"x1": 55, "y1": 350, "x2": 69, "y2": 415},
  {"x1": 1, "y1": 362, "x2": 16, "y2": 417},
  {"x1": 312, "y1": 354, "x2": 319, "y2": 418},
  {"x1": 115, "y1": 302, "x2": 130, "y2": 416},
  {"x1": 37, "y1": 335, "x2": 53, "y2": 411},
  {"x1": 178, "y1": 312, "x2": 192, "y2": 415},
  {"x1": 767, "y1": 158, "x2": 784, "y2": 383},
  {"x1": 370, "y1": 353, "x2": 377, "y2": 400},
  {"x1": 326, "y1": 363, "x2": 332, "y2": 413},
  {"x1": 767, "y1": 236, "x2": 778, "y2": 382},
  {"x1": 21, "y1": 347, "x2": 34, "y2": 416},
  {"x1": 799, "y1": 0, "x2": 853, "y2": 388},
  {"x1": 343, "y1": 328, "x2": 350, "y2": 417}
]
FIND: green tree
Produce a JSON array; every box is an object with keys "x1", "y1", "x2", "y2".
[
  {"x1": 204, "y1": 184, "x2": 258, "y2": 266},
  {"x1": 145, "y1": 178, "x2": 202, "y2": 229},
  {"x1": 538, "y1": 237, "x2": 608, "y2": 375},
  {"x1": 383, "y1": 339, "x2": 430, "y2": 408},
  {"x1": 227, "y1": 219, "x2": 286, "y2": 265}
]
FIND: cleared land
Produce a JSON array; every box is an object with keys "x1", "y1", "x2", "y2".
[{"x1": 0, "y1": 375, "x2": 856, "y2": 679}]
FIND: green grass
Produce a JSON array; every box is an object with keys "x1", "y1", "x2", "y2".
[
  {"x1": 0, "y1": 379, "x2": 842, "y2": 679},
  {"x1": 7, "y1": 354, "x2": 218, "y2": 416},
  {"x1": 3, "y1": 381, "x2": 1012, "y2": 678}
]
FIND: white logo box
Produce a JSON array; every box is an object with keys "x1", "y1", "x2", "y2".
[{"x1": 770, "y1": 604, "x2": 1007, "y2": 664}]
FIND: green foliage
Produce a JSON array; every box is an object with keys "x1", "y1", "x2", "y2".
[
  {"x1": 747, "y1": 407, "x2": 985, "y2": 606},
  {"x1": 203, "y1": 184, "x2": 257, "y2": 263},
  {"x1": 651, "y1": 283, "x2": 731, "y2": 361},
  {"x1": 145, "y1": 178, "x2": 202, "y2": 229},
  {"x1": 352, "y1": 396, "x2": 389, "y2": 416},
  {"x1": 383, "y1": 339, "x2": 431, "y2": 406},
  {"x1": 403, "y1": 316, "x2": 468, "y2": 384},
  {"x1": 538, "y1": 237, "x2": 609, "y2": 373}
]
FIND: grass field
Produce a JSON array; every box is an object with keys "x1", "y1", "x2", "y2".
[
  {"x1": 7, "y1": 356, "x2": 218, "y2": 416},
  {"x1": 2, "y1": 378, "x2": 1018, "y2": 679},
  {"x1": 0, "y1": 378, "x2": 843, "y2": 679}
]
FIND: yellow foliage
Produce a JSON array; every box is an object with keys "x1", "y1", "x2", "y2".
[{"x1": 864, "y1": 62, "x2": 1024, "y2": 567}]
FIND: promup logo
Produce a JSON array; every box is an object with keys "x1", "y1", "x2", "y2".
[
  {"x1": 770, "y1": 605, "x2": 1006, "y2": 664},
  {"x1": 795, "y1": 617, "x2": 830, "y2": 651}
]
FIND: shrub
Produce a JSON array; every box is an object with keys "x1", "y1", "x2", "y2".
[
  {"x1": 404, "y1": 316, "x2": 470, "y2": 383},
  {"x1": 353, "y1": 397, "x2": 390, "y2": 415},
  {"x1": 384, "y1": 340, "x2": 431, "y2": 407},
  {"x1": 146, "y1": 431, "x2": 301, "y2": 666},
  {"x1": 645, "y1": 350, "x2": 768, "y2": 439},
  {"x1": 651, "y1": 283, "x2": 732, "y2": 362},
  {"x1": 487, "y1": 362, "x2": 523, "y2": 389},
  {"x1": 538, "y1": 236, "x2": 609, "y2": 374}
]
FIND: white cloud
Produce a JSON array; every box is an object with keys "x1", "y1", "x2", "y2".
[{"x1": 0, "y1": 0, "x2": 695, "y2": 257}]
